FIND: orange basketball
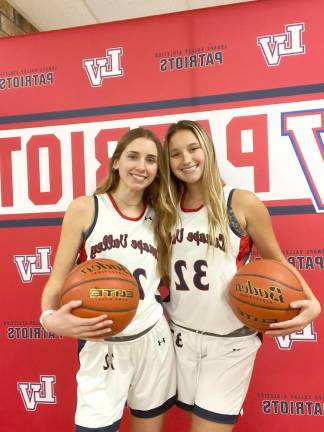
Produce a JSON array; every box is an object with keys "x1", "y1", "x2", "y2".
[
  {"x1": 228, "y1": 259, "x2": 306, "y2": 332},
  {"x1": 61, "y1": 258, "x2": 139, "y2": 336}
]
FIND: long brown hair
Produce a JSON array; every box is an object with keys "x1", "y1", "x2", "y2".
[
  {"x1": 161, "y1": 120, "x2": 230, "y2": 270},
  {"x1": 95, "y1": 127, "x2": 171, "y2": 278}
]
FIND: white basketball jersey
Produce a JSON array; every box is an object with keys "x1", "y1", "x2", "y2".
[
  {"x1": 166, "y1": 185, "x2": 253, "y2": 334},
  {"x1": 78, "y1": 193, "x2": 163, "y2": 336}
]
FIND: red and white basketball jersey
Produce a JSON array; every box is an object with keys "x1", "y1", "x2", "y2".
[
  {"x1": 166, "y1": 185, "x2": 253, "y2": 334},
  {"x1": 78, "y1": 193, "x2": 163, "y2": 336}
]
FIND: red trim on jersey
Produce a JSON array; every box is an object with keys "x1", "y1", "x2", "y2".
[
  {"x1": 108, "y1": 193, "x2": 147, "y2": 221},
  {"x1": 180, "y1": 191, "x2": 204, "y2": 212},
  {"x1": 236, "y1": 235, "x2": 253, "y2": 269},
  {"x1": 77, "y1": 240, "x2": 88, "y2": 264}
]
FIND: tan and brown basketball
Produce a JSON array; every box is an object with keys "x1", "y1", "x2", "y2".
[
  {"x1": 228, "y1": 259, "x2": 306, "y2": 332},
  {"x1": 61, "y1": 258, "x2": 139, "y2": 336}
]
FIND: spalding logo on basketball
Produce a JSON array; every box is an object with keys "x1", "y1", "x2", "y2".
[
  {"x1": 61, "y1": 258, "x2": 139, "y2": 336},
  {"x1": 228, "y1": 259, "x2": 306, "y2": 332}
]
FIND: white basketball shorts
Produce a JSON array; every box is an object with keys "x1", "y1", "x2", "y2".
[
  {"x1": 170, "y1": 322, "x2": 262, "y2": 424},
  {"x1": 75, "y1": 316, "x2": 176, "y2": 431}
]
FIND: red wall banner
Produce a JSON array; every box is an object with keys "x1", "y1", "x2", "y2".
[{"x1": 0, "y1": 0, "x2": 323, "y2": 431}]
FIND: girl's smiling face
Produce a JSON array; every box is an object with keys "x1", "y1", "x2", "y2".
[
  {"x1": 168, "y1": 129, "x2": 205, "y2": 185},
  {"x1": 114, "y1": 137, "x2": 158, "y2": 192}
]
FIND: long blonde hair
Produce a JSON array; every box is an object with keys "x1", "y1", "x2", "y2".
[
  {"x1": 95, "y1": 127, "x2": 172, "y2": 278},
  {"x1": 162, "y1": 120, "x2": 230, "y2": 265}
]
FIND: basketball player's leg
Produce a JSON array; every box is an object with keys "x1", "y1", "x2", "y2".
[
  {"x1": 172, "y1": 329, "x2": 234, "y2": 431},
  {"x1": 75, "y1": 340, "x2": 130, "y2": 431},
  {"x1": 127, "y1": 317, "x2": 176, "y2": 432},
  {"x1": 130, "y1": 413, "x2": 165, "y2": 432},
  {"x1": 190, "y1": 415, "x2": 235, "y2": 432},
  {"x1": 191, "y1": 334, "x2": 262, "y2": 432},
  {"x1": 170, "y1": 324, "x2": 200, "y2": 409}
]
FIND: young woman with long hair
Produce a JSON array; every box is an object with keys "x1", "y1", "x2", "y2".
[
  {"x1": 40, "y1": 127, "x2": 176, "y2": 432},
  {"x1": 161, "y1": 119, "x2": 320, "y2": 432}
]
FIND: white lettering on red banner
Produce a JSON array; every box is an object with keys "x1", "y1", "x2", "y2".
[
  {"x1": 82, "y1": 47, "x2": 123, "y2": 87},
  {"x1": 14, "y1": 247, "x2": 52, "y2": 282},
  {"x1": 17, "y1": 375, "x2": 56, "y2": 411},
  {"x1": 257, "y1": 23, "x2": 305, "y2": 66}
]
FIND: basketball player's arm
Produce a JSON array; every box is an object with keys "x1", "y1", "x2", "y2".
[
  {"x1": 40, "y1": 196, "x2": 113, "y2": 339},
  {"x1": 234, "y1": 189, "x2": 321, "y2": 336}
]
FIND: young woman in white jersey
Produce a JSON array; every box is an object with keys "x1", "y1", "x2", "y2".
[
  {"x1": 40, "y1": 128, "x2": 176, "y2": 432},
  {"x1": 161, "y1": 120, "x2": 320, "y2": 432}
]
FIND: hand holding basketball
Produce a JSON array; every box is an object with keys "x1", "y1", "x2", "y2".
[
  {"x1": 228, "y1": 259, "x2": 306, "y2": 332},
  {"x1": 42, "y1": 299, "x2": 113, "y2": 340},
  {"x1": 61, "y1": 258, "x2": 140, "y2": 337}
]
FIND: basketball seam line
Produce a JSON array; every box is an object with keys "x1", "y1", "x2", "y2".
[
  {"x1": 229, "y1": 293, "x2": 299, "y2": 311},
  {"x1": 74, "y1": 306, "x2": 136, "y2": 313},
  {"x1": 235, "y1": 273, "x2": 302, "y2": 291}
]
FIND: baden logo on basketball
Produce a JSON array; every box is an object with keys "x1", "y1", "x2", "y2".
[
  {"x1": 234, "y1": 280, "x2": 284, "y2": 304},
  {"x1": 80, "y1": 260, "x2": 130, "y2": 274}
]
